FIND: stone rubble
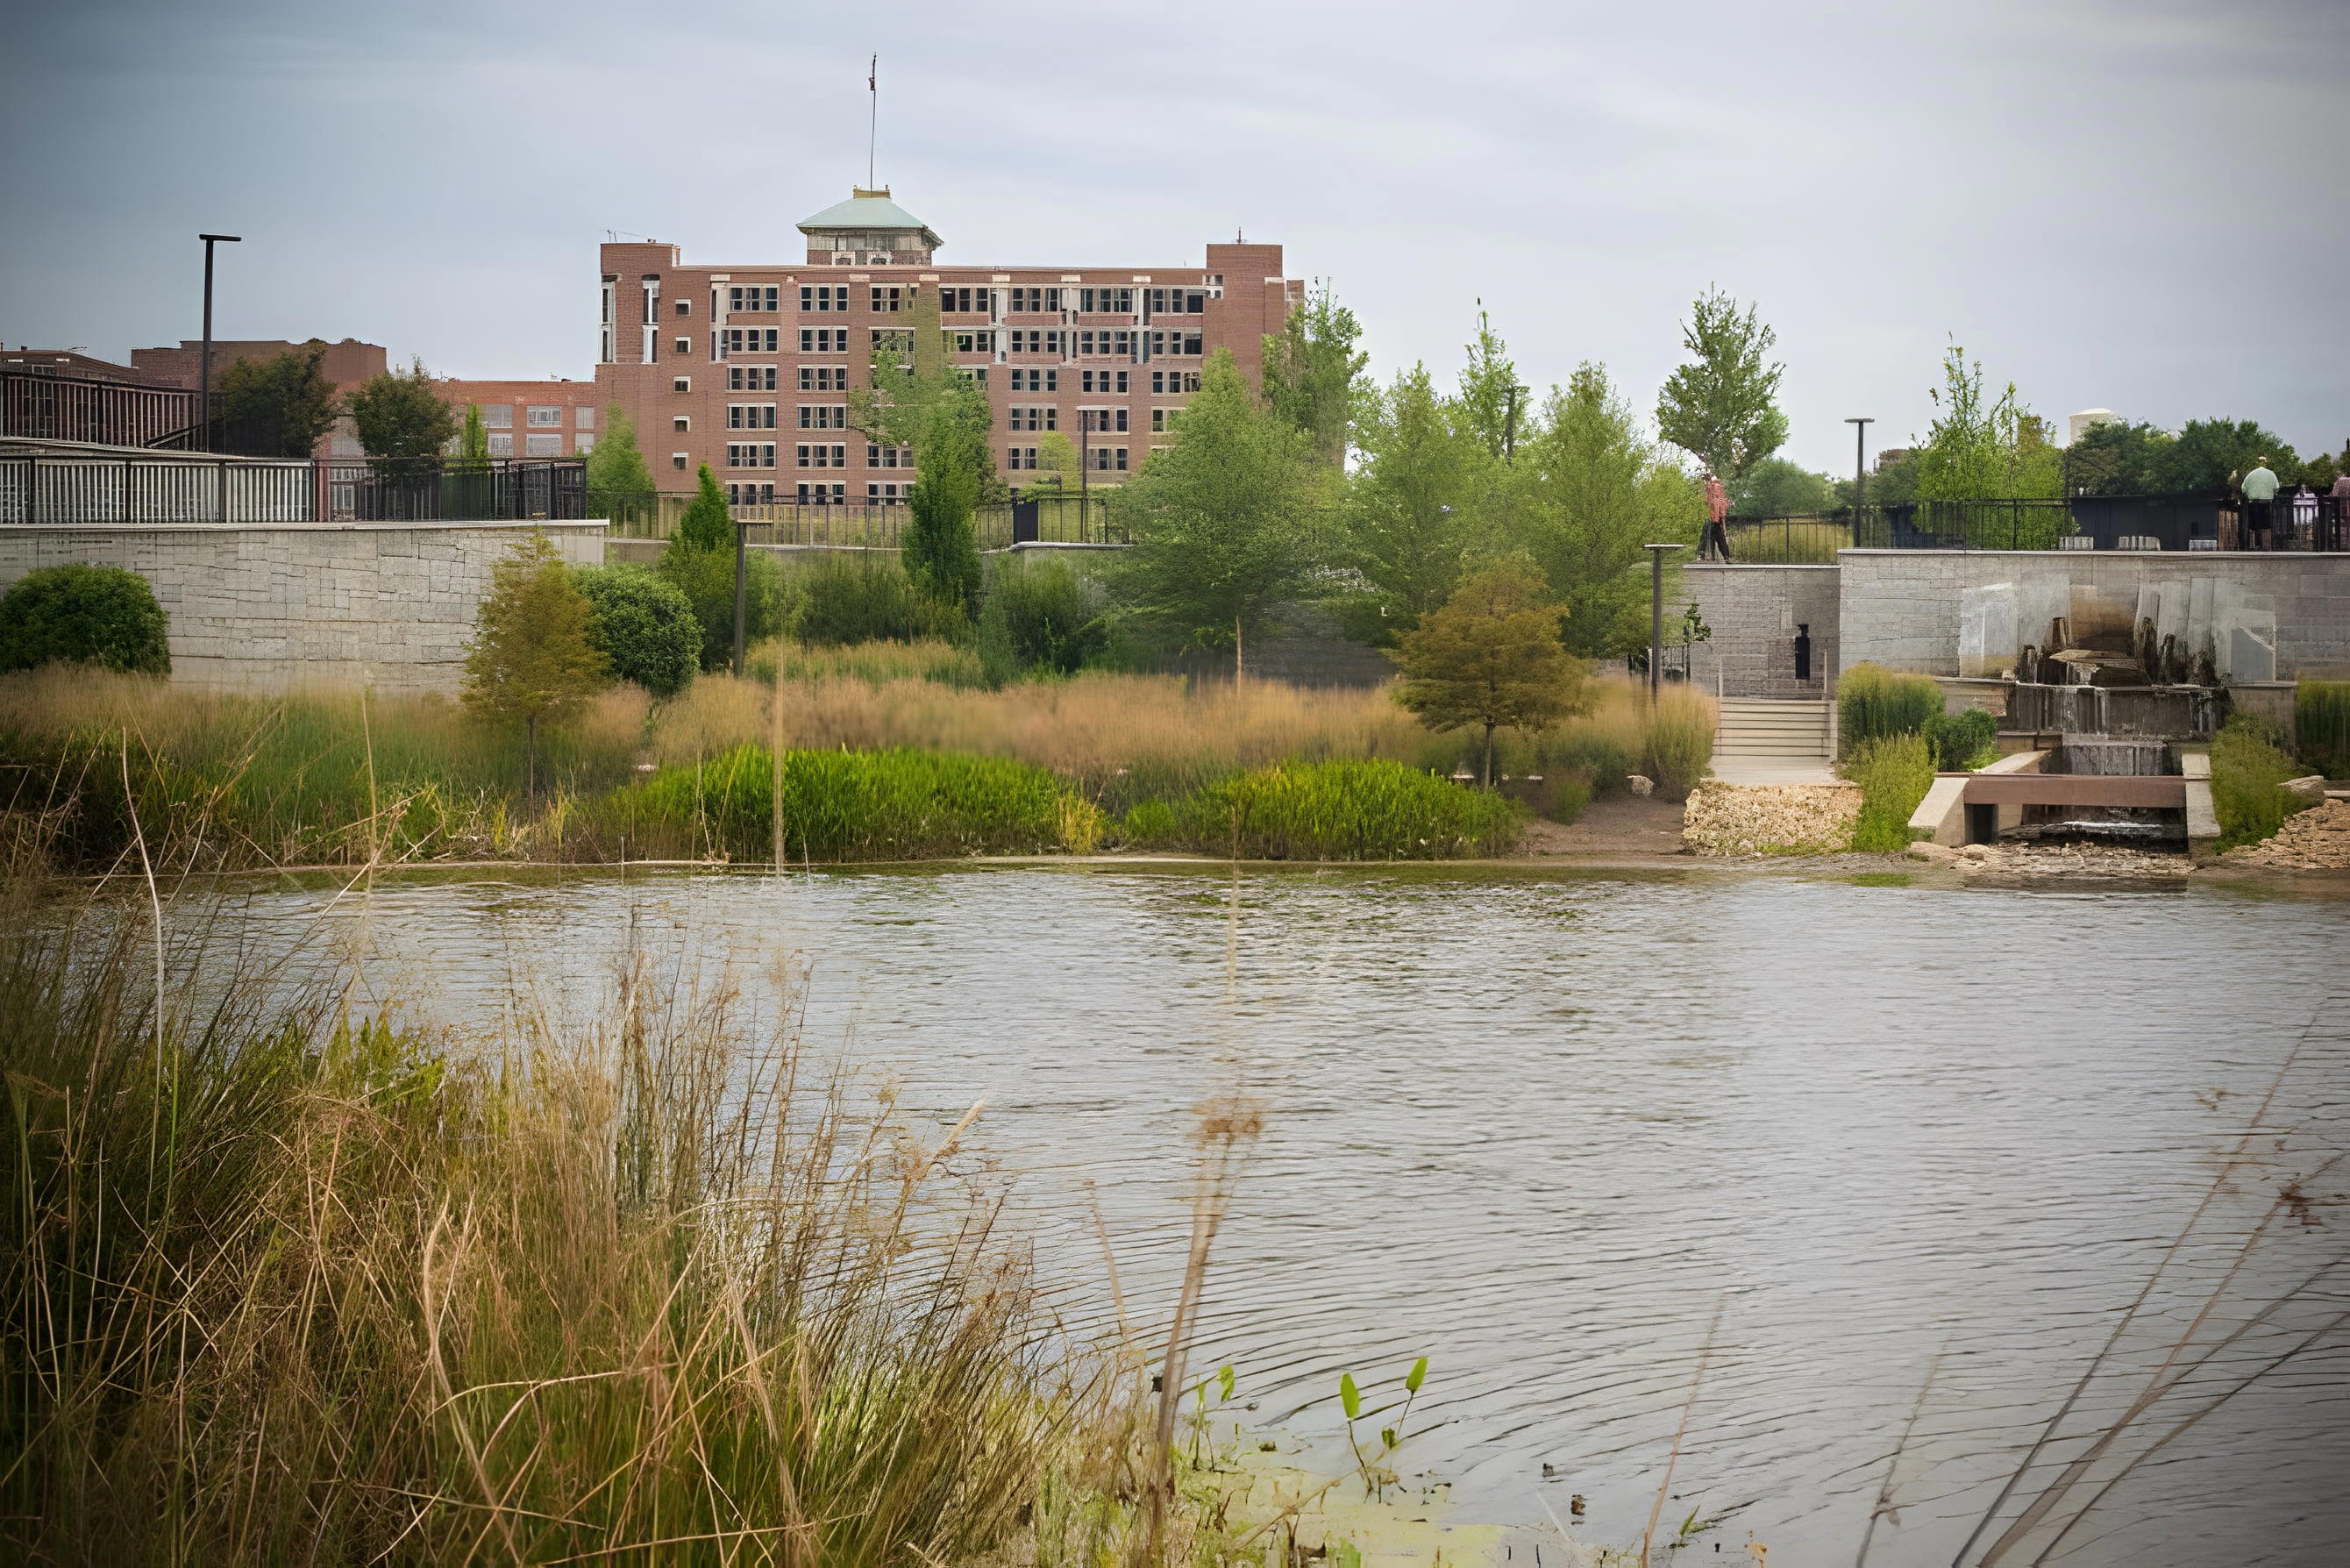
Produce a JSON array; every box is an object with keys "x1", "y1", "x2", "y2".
[
  {"x1": 1682, "y1": 782, "x2": 1862, "y2": 855},
  {"x1": 2222, "y1": 799, "x2": 2350, "y2": 872},
  {"x1": 1912, "y1": 839, "x2": 2190, "y2": 877}
]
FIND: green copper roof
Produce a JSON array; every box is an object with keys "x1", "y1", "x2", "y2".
[{"x1": 795, "y1": 190, "x2": 940, "y2": 245}]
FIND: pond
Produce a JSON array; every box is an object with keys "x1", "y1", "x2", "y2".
[{"x1": 242, "y1": 864, "x2": 2347, "y2": 1566}]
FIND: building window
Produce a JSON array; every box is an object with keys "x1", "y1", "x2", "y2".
[
  {"x1": 673, "y1": 452, "x2": 687, "y2": 469},
  {"x1": 1079, "y1": 287, "x2": 1135, "y2": 314},
  {"x1": 799, "y1": 285, "x2": 851, "y2": 313},
  {"x1": 575, "y1": 406, "x2": 595, "y2": 429},
  {"x1": 1009, "y1": 367, "x2": 1058, "y2": 391},
  {"x1": 727, "y1": 403, "x2": 778, "y2": 429},
  {"x1": 728, "y1": 481, "x2": 778, "y2": 505},
  {"x1": 1080, "y1": 408, "x2": 1129, "y2": 433},
  {"x1": 673, "y1": 376, "x2": 692, "y2": 394},
  {"x1": 870, "y1": 328, "x2": 914, "y2": 355},
  {"x1": 865, "y1": 444, "x2": 913, "y2": 468},
  {"x1": 1145, "y1": 287, "x2": 1207, "y2": 315},
  {"x1": 958, "y1": 367, "x2": 988, "y2": 387},
  {"x1": 725, "y1": 443, "x2": 778, "y2": 468},
  {"x1": 1007, "y1": 329, "x2": 1061, "y2": 355},
  {"x1": 953, "y1": 329, "x2": 998, "y2": 353},
  {"x1": 1150, "y1": 370, "x2": 1202, "y2": 395},
  {"x1": 725, "y1": 328, "x2": 781, "y2": 353},
  {"x1": 1006, "y1": 447, "x2": 1038, "y2": 471},
  {"x1": 525, "y1": 433, "x2": 562, "y2": 456},
  {"x1": 1007, "y1": 286, "x2": 1059, "y2": 313},
  {"x1": 1150, "y1": 408, "x2": 1170, "y2": 432},
  {"x1": 576, "y1": 433, "x2": 597, "y2": 453},
  {"x1": 673, "y1": 416, "x2": 690, "y2": 432},
  {"x1": 1008, "y1": 405, "x2": 1058, "y2": 432},
  {"x1": 674, "y1": 337, "x2": 691, "y2": 355},
  {"x1": 526, "y1": 405, "x2": 562, "y2": 426},
  {"x1": 729, "y1": 365, "x2": 779, "y2": 390},
  {"x1": 796, "y1": 404, "x2": 849, "y2": 430},
  {"x1": 796, "y1": 481, "x2": 848, "y2": 503},
  {"x1": 798, "y1": 366, "x2": 849, "y2": 390},
  {"x1": 1079, "y1": 330, "x2": 1134, "y2": 357},
  {"x1": 488, "y1": 432, "x2": 514, "y2": 456},
  {"x1": 794, "y1": 444, "x2": 848, "y2": 468},
  {"x1": 938, "y1": 287, "x2": 983, "y2": 313},
  {"x1": 867, "y1": 481, "x2": 908, "y2": 505},
  {"x1": 729, "y1": 285, "x2": 780, "y2": 312},
  {"x1": 1081, "y1": 369, "x2": 1128, "y2": 393},
  {"x1": 800, "y1": 327, "x2": 849, "y2": 353},
  {"x1": 870, "y1": 286, "x2": 908, "y2": 312},
  {"x1": 1090, "y1": 446, "x2": 1128, "y2": 472},
  {"x1": 481, "y1": 405, "x2": 513, "y2": 428},
  {"x1": 601, "y1": 277, "x2": 616, "y2": 365},
  {"x1": 1150, "y1": 331, "x2": 1204, "y2": 358}
]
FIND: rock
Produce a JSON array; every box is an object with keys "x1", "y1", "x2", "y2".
[
  {"x1": 2222, "y1": 798, "x2": 2350, "y2": 871},
  {"x1": 1681, "y1": 782, "x2": 1862, "y2": 855},
  {"x1": 1626, "y1": 774, "x2": 1655, "y2": 797},
  {"x1": 1906, "y1": 842, "x2": 1957, "y2": 863},
  {"x1": 2282, "y1": 775, "x2": 2328, "y2": 804}
]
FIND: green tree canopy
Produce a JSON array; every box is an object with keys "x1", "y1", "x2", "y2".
[
  {"x1": 212, "y1": 342, "x2": 342, "y2": 459},
  {"x1": 0, "y1": 564, "x2": 171, "y2": 676},
  {"x1": 2148, "y1": 417, "x2": 2298, "y2": 492},
  {"x1": 901, "y1": 394, "x2": 989, "y2": 617},
  {"x1": 1911, "y1": 345, "x2": 2061, "y2": 502},
  {"x1": 671, "y1": 463, "x2": 733, "y2": 552},
  {"x1": 1107, "y1": 348, "x2": 1321, "y2": 665},
  {"x1": 462, "y1": 531, "x2": 609, "y2": 793},
  {"x1": 1728, "y1": 456, "x2": 1835, "y2": 517},
  {"x1": 1340, "y1": 362, "x2": 1490, "y2": 638},
  {"x1": 1655, "y1": 288, "x2": 1788, "y2": 481},
  {"x1": 573, "y1": 564, "x2": 700, "y2": 697},
  {"x1": 1510, "y1": 365, "x2": 1702, "y2": 659},
  {"x1": 586, "y1": 407, "x2": 658, "y2": 528},
  {"x1": 347, "y1": 359, "x2": 458, "y2": 461},
  {"x1": 1261, "y1": 280, "x2": 1366, "y2": 469},
  {"x1": 1455, "y1": 310, "x2": 1525, "y2": 463},
  {"x1": 1388, "y1": 556, "x2": 1584, "y2": 788}
]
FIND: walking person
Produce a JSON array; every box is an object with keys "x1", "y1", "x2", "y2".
[
  {"x1": 2240, "y1": 456, "x2": 2278, "y2": 550},
  {"x1": 2330, "y1": 467, "x2": 2350, "y2": 552},
  {"x1": 1700, "y1": 471, "x2": 1732, "y2": 561}
]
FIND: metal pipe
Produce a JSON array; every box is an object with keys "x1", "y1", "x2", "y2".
[
  {"x1": 197, "y1": 234, "x2": 241, "y2": 449},
  {"x1": 1644, "y1": 543, "x2": 1684, "y2": 701}
]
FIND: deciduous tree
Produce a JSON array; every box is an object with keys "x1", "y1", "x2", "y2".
[
  {"x1": 1389, "y1": 557, "x2": 1584, "y2": 788},
  {"x1": 212, "y1": 342, "x2": 342, "y2": 458},
  {"x1": 463, "y1": 530, "x2": 609, "y2": 796},
  {"x1": 1261, "y1": 280, "x2": 1366, "y2": 469},
  {"x1": 1340, "y1": 363, "x2": 1489, "y2": 638},
  {"x1": 348, "y1": 359, "x2": 458, "y2": 461},
  {"x1": 586, "y1": 407, "x2": 658, "y2": 528},
  {"x1": 1455, "y1": 310, "x2": 1525, "y2": 463},
  {"x1": 1655, "y1": 288, "x2": 1788, "y2": 481},
  {"x1": 1912, "y1": 345, "x2": 2061, "y2": 502}
]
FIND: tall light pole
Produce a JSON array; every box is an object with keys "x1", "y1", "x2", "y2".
[
  {"x1": 1846, "y1": 417, "x2": 1874, "y2": 520},
  {"x1": 198, "y1": 233, "x2": 242, "y2": 446},
  {"x1": 1644, "y1": 543, "x2": 1685, "y2": 701}
]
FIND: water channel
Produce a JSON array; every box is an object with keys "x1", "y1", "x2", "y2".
[{"x1": 237, "y1": 865, "x2": 2347, "y2": 1566}]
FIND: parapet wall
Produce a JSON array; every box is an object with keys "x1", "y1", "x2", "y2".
[
  {"x1": 1683, "y1": 565, "x2": 1841, "y2": 698},
  {"x1": 0, "y1": 521, "x2": 606, "y2": 693}
]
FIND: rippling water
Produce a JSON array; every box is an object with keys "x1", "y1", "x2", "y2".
[{"x1": 237, "y1": 865, "x2": 2347, "y2": 1566}]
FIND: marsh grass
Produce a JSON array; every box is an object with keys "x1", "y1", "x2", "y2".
[
  {"x1": 2211, "y1": 715, "x2": 2316, "y2": 851},
  {"x1": 1837, "y1": 663, "x2": 1942, "y2": 760},
  {"x1": 2293, "y1": 680, "x2": 2350, "y2": 779},
  {"x1": 0, "y1": 868, "x2": 1186, "y2": 1565},
  {"x1": 1839, "y1": 732, "x2": 1935, "y2": 851},
  {"x1": 1126, "y1": 759, "x2": 1525, "y2": 860}
]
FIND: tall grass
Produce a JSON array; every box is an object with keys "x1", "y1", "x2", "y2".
[
  {"x1": 2295, "y1": 680, "x2": 2350, "y2": 779},
  {"x1": 1840, "y1": 732, "x2": 1935, "y2": 851},
  {"x1": 1124, "y1": 759, "x2": 1524, "y2": 859},
  {"x1": 2211, "y1": 714, "x2": 2316, "y2": 850},
  {"x1": 1641, "y1": 688, "x2": 1718, "y2": 798},
  {"x1": 1838, "y1": 662, "x2": 1943, "y2": 759},
  {"x1": 0, "y1": 876, "x2": 1133, "y2": 1564}
]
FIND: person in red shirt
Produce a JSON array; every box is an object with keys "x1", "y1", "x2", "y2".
[{"x1": 1701, "y1": 471, "x2": 1731, "y2": 560}]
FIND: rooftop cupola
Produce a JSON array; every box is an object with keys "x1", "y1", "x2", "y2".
[{"x1": 795, "y1": 187, "x2": 941, "y2": 267}]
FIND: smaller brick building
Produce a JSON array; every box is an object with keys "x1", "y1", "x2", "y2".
[
  {"x1": 428, "y1": 380, "x2": 602, "y2": 460},
  {"x1": 129, "y1": 338, "x2": 387, "y2": 393}
]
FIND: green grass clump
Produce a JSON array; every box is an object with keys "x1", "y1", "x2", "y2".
[
  {"x1": 1641, "y1": 688, "x2": 1717, "y2": 799},
  {"x1": 2295, "y1": 680, "x2": 2350, "y2": 779},
  {"x1": 1838, "y1": 662, "x2": 1943, "y2": 759},
  {"x1": 1840, "y1": 732, "x2": 1935, "y2": 851},
  {"x1": 590, "y1": 743, "x2": 1099, "y2": 862},
  {"x1": 2211, "y1": 714, "x2": 2316, "y2": 850},
  {"x1": 748, "y1": 636, "x2": 989, "y2": 689},
  {"x1": 1166, "y1": 759, "x2": 1523, "y2": 859},
  {"x1": 1922, "y1": 707, "x2": 1998, "y2": 771}
]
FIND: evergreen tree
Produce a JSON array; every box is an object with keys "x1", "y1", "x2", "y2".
[
  {"x1": 672, "y1": 463, "x2": 733, "y2": 552},
  {"x1": 1455, "y1": 310, "x2": 1524, "y2": 462},
  {"x1": 1655, "y1": 287, "x2": 1789, "y2": 481},
  {"x1": 586, "y1": 407, "x2": 658, "y2": 528},
  {"x1": 1389, "y1": 557, "x2": 1583, "y2": 788},
  {"x1": 347, "y1": 359, "x2": 458, "y2": 461},
  {"x1": 211, "y1": 343, "x2": 342, "y2": 458},
  {"x1": 455, "y1": 403, "x2": 491, "y2": 469},
  {"x1": 1341, "y1": 363, "x2": 1490, "y2": 638},
  {"x1": 1106, "y1": 348, "x2": 1319, "y2": 666},
  {"x1": 463, "y1": 530, "x2": 609, "y2": 796},
  {"x1": 1261, "y1": 280, "x2": 1366, "y2": 468}
]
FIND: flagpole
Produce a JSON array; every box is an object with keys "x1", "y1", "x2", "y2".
[{"x1": 867, "y1": 55, "x2": 878, "y2": 189}]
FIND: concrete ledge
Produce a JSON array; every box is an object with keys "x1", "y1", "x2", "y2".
[
  {"x1": 1910, "y1": 775, "x2": 1970, "y2": 845},
  {"x1": 1962, "y1": 774, "x2": 2186, "y2": 807},
  {"x1": 2184, "y1": 779, "x2": 2221, "y2": 860}
]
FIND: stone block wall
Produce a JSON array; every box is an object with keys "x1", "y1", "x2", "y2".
[
  {"x1": 0, "y1": 521, "x2": 606, "y2": 692},
  {"x1": 1683, "y1": 565, "x2": 1841, "y2": 698},
  {"x1": 1838, "y1": 551, "x2": 2350, "y2": 681}
]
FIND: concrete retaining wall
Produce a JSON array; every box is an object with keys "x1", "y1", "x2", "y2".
[
  {"x1": 0, "y1": 521, "x2": 606, "y2": 692},
  {"x1": 1837, "y1": 551, "x2": 2350, "y2": 681},
  {"x1": 1683, "y1": 564, "x2": 1841, "y2": 698}
]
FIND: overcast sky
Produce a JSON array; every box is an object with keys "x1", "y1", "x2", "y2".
[{"x1": 6, "y1": 0, "x2": 2344, "y2": 473}]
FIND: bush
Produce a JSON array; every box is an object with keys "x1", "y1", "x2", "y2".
[
  {"x1": 1841, "y1": 732, "x2": 1935, "y2": 852},
  {"x1": 1117, "y1": 798, "x2": 1180, "y2": 849},
  {"x1": 1543, "y1": 769, "x2": 1594, "y2": 824},
  {"x1": 2211, "y1": 714, "x2": 2315, "y2": 850},
  {"x1": 1838, "y1": 662, "x2": 1942, "y2": 758},
  {"x1": 658, "y1": 545, "x2": 786, "y2": 672},
  {"x1": 1641, "y1": 688, "x2": 1716, "y2": 799},
  {"x1": 791, "y1": 554, "x2": 961, "y2": 647},
  {"x1": 2296, "y1": 680, "x2": 2350, "y2": 779},
  {"x1": 574, "y1": 565, "x2": 700, "y2": 697},
  {"x1": 977, "y1": 558, "x2": 1108, "y2": 681},
  {"x1": 1921, "y1": 707, "x2": 1998, "y2": 771},
  {"x1": 0, "y1": 564, "x2": 171, "y2": 675},
  {"x1": 1166, "y1": 759, "x2": 1523, "y2": 859}
]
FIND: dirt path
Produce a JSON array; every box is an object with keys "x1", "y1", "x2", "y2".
[{"x1": 1515, "y1": 795, "x2": 1693, "y2": 859}]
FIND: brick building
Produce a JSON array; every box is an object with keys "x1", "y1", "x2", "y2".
[
  {"x1": 430, "y1": 379, "x2": 602, "y2": 459},
  {"x1": 595, "y1": 188, "x2": 1300, "y2": 505},
  {"x1": 129, "y1": 338, "x2": 388, "y2": 393}
]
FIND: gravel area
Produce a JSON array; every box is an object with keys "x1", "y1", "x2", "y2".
[
  {"x1": 2223, "y1": 799, "x2": 2350, "y2": 872},
  {"x1": 1682, "y1": 782, "x2": 1862, "y2": 856},
  {"x1": 1908, "y1": 840, "x2": 2192, "y2": 878}
]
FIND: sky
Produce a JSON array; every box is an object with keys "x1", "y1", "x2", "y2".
[{"x1": 5, "y1": 0, "x2": 2346, "y2": 474}]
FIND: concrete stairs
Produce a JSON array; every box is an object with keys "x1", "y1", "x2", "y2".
[{"x1": 1711, "y1": 698, "x2": 1838, "y2": 785}]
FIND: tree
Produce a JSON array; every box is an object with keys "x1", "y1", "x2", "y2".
[
  {"x1": 1024, "y1": 429, "x2": 1079, "y2": 495},
  {"x1": 1261, "y1": 280, "x2": 1366, "y2": 468},
  {"x1": 586, "y1": 407, "x2": 658, "y2": 528},
  {"x1": 977, "y1": 557, "x2": 1108, "y2": 680},
  {"x1": 1912, "y1": 345, "x2": 2061, "y2": 502},
  {"x1": 455, "y1": 403, "x2": 491, "y2": 469},
  {"x1": 1510, "y1": 365, "x2": 1702, "y2": 659},
  {"x1": 463, "y1": 531, "x2": 609, "y2": 795},
  {"x1": 0, "y1": 564, "x2": 171, "y2": 675},
  {"x1": 1655, "y1": 288, "x2": 1788, "y2": 481},
  {"x1": 1728, "y1": 457, "x2": 1834, "y2": 517},
  {"x1": 1340, "y1": 363, "x2": 1488, "y2": 638},
  {"x1": 672, "y1": 463, "x2": 733, "y2": 552},
  {"x1": 211, "y1": 343, "x2": 341, "y2": 458},
  {"x1": 1107, "y1": 348, "x2": 1320, "y2": 667},
  {"x1": 901, "y1": 396, "x2": 987, "y2": 617},
  {"x1": 2062, "y1": 418, "x2": 2174, "y2": 495},
  {"x1": 348, "y1": 359, "x2": 458, "y2": 460},
  {"x1": 573, "y1": 564, "x2": 701, "y2": 697},
  {"x1": 659, "y1": 465, "x2": 783, "y2": 670},
  {"x1": 1389, "y1": 557, "x2": 1583, "y2": 788},
  {"x1": 2147, "y1": 417, "x2": 2297, "y2": 492},
  {"x1": 1456, "y1": 310, "x2": 1525, "y2": 463}
]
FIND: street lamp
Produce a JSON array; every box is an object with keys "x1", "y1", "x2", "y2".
[
  {"x1": 1845, "y1": 417, "x2": 1874, "y2": 522},
  {"x1": 1644, "y1": 542, "x2": 1685, "y2": 701},
  {"x1": 198, "y1": 234, "x2": 242, "y2": 447}
]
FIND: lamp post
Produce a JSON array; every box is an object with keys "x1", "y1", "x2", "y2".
[
  {"x1": 1644, "y1": 543, "x2": 1685, "y2": 701},
  {"x1": 1845, "y1": 416, "x2": 1874, "y2": 524},
  {"x1": 197, "y1": 234, "x2": 241, "y2": 447}
]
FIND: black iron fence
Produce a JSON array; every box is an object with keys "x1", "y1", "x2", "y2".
[
  {"x1": 0, "y1": 453, "x2": 316, "y2": 524},
  {"x1": 326, "y1": 459, "x2": 588, "y2": 522},
  {"x1": 1724, "y1": 490, "x2": 2346, "y2": 561},
  {"x1": 601, "y1": 490, "x2": 1126, "y2": 549}
]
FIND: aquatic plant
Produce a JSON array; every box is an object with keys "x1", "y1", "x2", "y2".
[
  {"x1": 1640, "y1": 687, "x2": 1719, "y2": 798},
  {"x1": 1169, "y1": 759, "x2": 1524, "y2": 860},
  {"x1": 2293, "y1": 679, "x2": 2350, "y2": 779}
]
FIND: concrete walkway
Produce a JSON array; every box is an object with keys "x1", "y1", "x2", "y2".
[{"x1": 1710, "y1": 698, "x2": 1840, "y2": 785}]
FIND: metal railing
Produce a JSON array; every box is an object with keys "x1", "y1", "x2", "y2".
[
  {"x1": 1724, "y1": 491, "x2": 2346, "y2": 559},
  {"x1": 602, "y1": 490, "x2": 1126, "y2": 549},
  {"x1": 326, "y1": 459, "x2": 588, "y2": 522},
  {"x1": 1, "y1": 371, "x2": 196, "y2": 450},
  {"x1": 0, "y1": 453, "x2": 315, "y2": 524}
]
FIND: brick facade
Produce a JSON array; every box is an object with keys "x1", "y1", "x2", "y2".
[
  {"x1": 595, "y1": 189, "x2": 1300, "y2": 504},
  {"x1": 427, "y1": 380, "x2": 602, "y2": 460}
]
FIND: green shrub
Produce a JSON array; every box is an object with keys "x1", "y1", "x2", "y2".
[
  {"x1": 574, "y1": 565, "x2": 700, "y2": 696},
  {"x1": 1841, "y1": 732, "x2": 1935, "y2": 852},
  {"x1": 2211, "y1": 714, "x2": 2314, "y2": 850},
  {"x1": 1537, "y1": 728, "x2": 1636, "y2": 795},
  {"x1": 1117, "y1": 798, "x2": 1180, "y2": 849},
  {"x1": 1165, "y1": 759, "x2": 1522, "y2": 859},
  {"x1": 977, "y1": 558, "x2": 1108, "y2": 681},
  {"x1": 657, "y1": 545, "x2": 786, "y2": 672},
  {"x1": 790, "y1": 554, "x2": 960, "y2": 647},
  {"x1": 0, "y1": 564, "x2": 170, "y2": 675},
  {"x1": 1543, "y1": 769, "x2": 1594, "y2": 824},
  {"x1": 2296, "y1": 680, "x2": 2350, "y2": 779},
  {"x1": 1921, "y1": 707, "x2": 1998, "y2": 771},
  {"x1": 1838, "y1": 662, "x2": 1942, "y2": 758}
]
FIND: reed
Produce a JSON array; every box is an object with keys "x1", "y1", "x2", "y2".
[
  {"x1": 2210, "y1": 714, "x2": 2314, "y2": 850},
  {"x1": 1840, "y1": 731, "x2": 1934, "y2": 852},
  {"x1": 1137, "y1": 759, "x2": 1525, "y2": 860},
  {"x1": 2293, "y1": 679, "x2": 2350, "y2": 779},
  {"x1": 1836, "y1": 662, "x2": 1942, "y2": 759}
]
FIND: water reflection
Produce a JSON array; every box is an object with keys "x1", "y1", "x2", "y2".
[{"x1": 240, "y1": 866, "x2": 2348, "y2": 1566}]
